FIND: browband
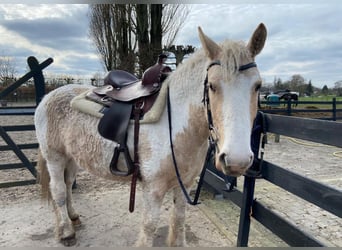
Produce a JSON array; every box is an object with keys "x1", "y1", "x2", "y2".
[{"x1": 207, "y1": 60, "x2": 257, "y2": 72}]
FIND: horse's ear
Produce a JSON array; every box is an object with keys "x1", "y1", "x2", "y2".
[
  {"x1": 198, "y1": 26, "x2": 221, "y2": 60},
  {"x1": 247, "y1": 23, "x2": 267, "y2": 58}
]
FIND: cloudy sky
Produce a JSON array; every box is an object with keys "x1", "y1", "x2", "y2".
[{"x1": 0, "y1": 3, "x2": 341, "y2": 88}]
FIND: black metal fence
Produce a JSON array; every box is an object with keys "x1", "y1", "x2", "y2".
[
  {"x1": 203, "y1": 113, "x2": 342, "y2": 247},
  {"x1": 0, "y1": 56, "x2": 52, "y2": 188}
]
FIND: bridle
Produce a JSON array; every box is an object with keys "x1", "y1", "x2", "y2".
[
  {"x1": 203, "y1": 60, "x2": 257, "y2": 153},
  {"x1": 167, "y1": 60, "x2": 257, "y2": 205}
]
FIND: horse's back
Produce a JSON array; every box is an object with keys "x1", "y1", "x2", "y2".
[
  {"x1": 35, "y1": 84, "x2": 120, "y2": 179},
  {"x1": 35, "y1": 84, "x2": 93, "y2": 153}
]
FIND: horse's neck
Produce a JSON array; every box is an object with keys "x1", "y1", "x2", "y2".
[
  {"x1": 167, "y1": 56, "x2": 208, "y2": 136},
  {"x1": 169, "y1": 55, "x2": 206, "y2": 106}
]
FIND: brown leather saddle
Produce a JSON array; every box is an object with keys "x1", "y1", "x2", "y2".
[
  {"x1": 89, "y1": 70, "x2": 160, "y2": 103},
  {"x1": 87, "y1": 59, "x2": 171, "y2": 176}
]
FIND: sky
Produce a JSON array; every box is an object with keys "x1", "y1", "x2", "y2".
[{"x1": 0, "y1": 3, "x2": 341, "y2": 88}]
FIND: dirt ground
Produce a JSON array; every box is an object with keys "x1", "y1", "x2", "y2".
[{"x1": 0, "y1": 114, "x2": 341, "y2": 247}]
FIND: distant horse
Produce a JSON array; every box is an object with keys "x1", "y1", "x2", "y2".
[
  {"x1": 35, "y1": 23, "x2": 267, "y2": 246},
  {"x1": 280, "y1": 93, "x2": 298, "y2": 107}
]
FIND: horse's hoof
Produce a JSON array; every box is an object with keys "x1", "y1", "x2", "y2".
[
  {"x1": 71, "y1": 217, "x2": 82, "y2": 228},
  {"x1": 60, "y1": 233, "x2": 77, "y2": 246}
]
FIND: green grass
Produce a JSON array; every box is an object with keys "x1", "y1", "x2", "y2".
[
  {"x1": 299, "y1": 95, "x2": 342, "y2": 102},
  {"x1": 261, "y1": 96, "x2": 342, "y2": 109},
  {"x1": 298, "y1": 96, "x2": 342, "y2": 109}
]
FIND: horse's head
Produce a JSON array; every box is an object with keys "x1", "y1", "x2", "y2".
[{"x1": 198, "y1": 23, "x2": 267, "y2": 176}]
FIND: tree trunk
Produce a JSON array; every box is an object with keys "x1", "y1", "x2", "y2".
[
  {"x1": 150, "y1": 4, "x2": 163, "y2": 62},
  {"x1": 136, "y1": 4, "x2": 150, "y2": 76}
]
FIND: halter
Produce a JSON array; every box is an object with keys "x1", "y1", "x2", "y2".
[
  {"x1": 167, "y1": 60, "x2": 257, "y2": 205},
  {"x1": 203, "y1": 60, "x2": 257, "y2": 152}
]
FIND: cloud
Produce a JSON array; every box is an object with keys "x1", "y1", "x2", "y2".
[
  {"x1": 2, "y1": 19, "x2": 85, "y2": 50},
  {"x1": 0, "y1": 3, "x2": 341, "y2": 88},
  {"x1": 0, "y1": 4, "x2": 103, "y2": 80},
  {"x1": 175, "y1": 4, "x2": 342, "y2": 87}
]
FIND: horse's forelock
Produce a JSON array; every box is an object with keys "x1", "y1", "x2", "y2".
[{"x1": 219, "y1": 40, "x2": 251, "y2": 80}]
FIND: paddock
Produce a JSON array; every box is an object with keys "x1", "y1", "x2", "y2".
[
  {"x1": 0, "y1": 113, "x2": 341, "y2": 247},
  {"x1": 1, "y1": 57, "x2": 341, "y2": 247}
]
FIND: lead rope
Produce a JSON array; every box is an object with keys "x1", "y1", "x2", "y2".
[{"x1": 167, "y1": 87, "x2": 213, "y2": 205}]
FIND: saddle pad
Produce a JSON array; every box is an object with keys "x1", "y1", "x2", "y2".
[
  {"x1": 70, "y1": 82, "x2": 169, "y2": 124},
  {"x1": 70, "y1": 90, "x2": 104, "y2": 118}
]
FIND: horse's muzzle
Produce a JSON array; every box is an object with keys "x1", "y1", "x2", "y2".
[{"x1": 216, "y1": 151, "x2": 254, "y2": 176}]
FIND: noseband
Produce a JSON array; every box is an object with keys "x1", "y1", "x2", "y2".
[{"x1": 203, "y1": 60, "x2": 257, "y2": 151}]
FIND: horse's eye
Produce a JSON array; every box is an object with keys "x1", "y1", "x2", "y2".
[
  {"x1": 209, "y1": 83, "x2": 216, "y2": 92},
  {"x1": 255, "y1": 83, "x2": 262, "y2": 92}
]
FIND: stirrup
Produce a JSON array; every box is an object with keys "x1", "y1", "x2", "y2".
[{"x1": 109, "y1": 144, "x2": 135, "y2": 176}]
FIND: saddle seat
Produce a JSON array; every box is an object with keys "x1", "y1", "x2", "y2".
[
  {"x1": 87, "y1": 61, "x2": 171, "y2": 112},
  {"x1": 104, "y1": 70, "x2": 139, "y2": 89},
  {"x1": 90, "y1": 70, "x2": 160, "y2": 103}
]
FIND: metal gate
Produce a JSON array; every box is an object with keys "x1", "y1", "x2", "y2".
[{"x1": 0, "y1": 56, "x2": 52, "y2": 188}]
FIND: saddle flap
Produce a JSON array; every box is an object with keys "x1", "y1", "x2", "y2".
[{"x1": 97, "y1": 101, "x2": 132, "y2": 143}]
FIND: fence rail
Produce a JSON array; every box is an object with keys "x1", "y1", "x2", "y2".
[
  {"x1": 260, "y1": 98, "x2": 342, "y2": 120},
  {"x1": 204, "y1": 113, "x2": 342, "y2": 247}
]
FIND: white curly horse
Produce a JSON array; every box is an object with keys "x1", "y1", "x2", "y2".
[{"x1": 35, "y1": 23, "x2": 267, "y2": 246}]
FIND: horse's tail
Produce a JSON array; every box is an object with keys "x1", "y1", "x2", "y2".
[{"x1": 37, "y1": 148, "x2": 51, "y2": 201}]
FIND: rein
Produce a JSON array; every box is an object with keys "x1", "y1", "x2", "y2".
[
  {"x1": 167, "y1": 60, "x2": 257, "y2": 205},
  {"x1": 167, "y1": 87, "x2": 214, "y2": 205}
]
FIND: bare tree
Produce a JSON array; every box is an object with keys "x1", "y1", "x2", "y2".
[
  {"x1": 88, "y1": 4, "x2": 190, "y2": 75},
  {"x1": 89, "y1": 4, "x2": 136, "y2": 72},
  {"x1": 162, "y1": 5, "x2": 191, "y2": 47},
  {"x1": 0, "y1": 55, "x2": 17, "y2": 86}
]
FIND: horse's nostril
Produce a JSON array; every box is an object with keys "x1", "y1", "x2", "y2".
[
  {"x1": 219, "y1": 153, "x2": 227, "y2": 166},
  {"x1": 249, "y1": 154, "x2": 254, "y2": 165}
]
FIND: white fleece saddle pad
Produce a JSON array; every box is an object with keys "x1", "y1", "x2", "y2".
[{"x1": 70, "y1": 82, "x2": 168, "y2": 124}]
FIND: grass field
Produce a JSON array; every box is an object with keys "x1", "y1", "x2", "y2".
[
  {"x1": 297, "y1": 96, "x2": 342, "y2": 109},
  {"x1": 299, "y1": 95, "x2": 342, "y2": 102},
  {"x1": 260, "y1": 95, "x2": 342, "y2": 109}
]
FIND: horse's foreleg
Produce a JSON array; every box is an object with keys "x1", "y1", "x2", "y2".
[
  {"x1": 136, "y1": 184, "x2": 165, "y2": 247},
  {"x1": 167, "y1": 187, "x2": 187, "y2": 247},
  {"x1": 47, "y1": 159, "x2": 76, "y2": 246}
]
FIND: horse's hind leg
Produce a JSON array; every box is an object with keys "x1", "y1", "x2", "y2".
[
  {"x1": 167, "y1": 187, "x2": 187, "y2": 247},
  {"x1": 65, "y1": 159, "x2": 81, "y2": 227},
  {"x1": 47, "y1": 155, "x2": 76, "y2": 246}
]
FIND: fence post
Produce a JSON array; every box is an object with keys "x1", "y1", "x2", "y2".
[
  {"x1": 286, "y1": 99, "x2": 292, "y2": 116},
  {"x1": 27, "y1": 56, "x2": 48, "y2": 105},
  {"x1": 0, "y1": 57, "x2": 52, "y2": 101},
  {"x1": 332, "y1": 97, "x2": 336, "y2": 121},
  {"x1": 236, "y1": 176, "x2": 256, "y2": 246}
]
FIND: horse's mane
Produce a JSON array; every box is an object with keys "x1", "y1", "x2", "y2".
[{"x1": 168, "y1": 39, "x2": 250, "y2": 97}]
